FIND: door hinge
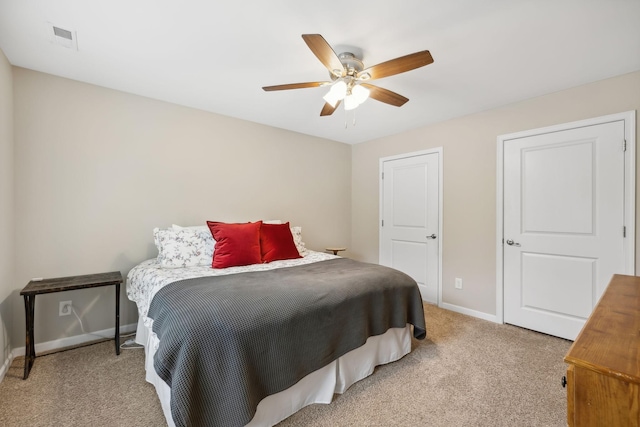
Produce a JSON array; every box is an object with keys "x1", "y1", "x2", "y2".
[
  {"x1": 382, "y1": 172, "x2": 384, "y2": 180},
  {"x1": 623, "y1": 140, "x2": 627, "y2": 152},
  {"x1": 623, "y1": 226, "x2": 626, "y2": 237},
  {"x1": 382, "y1": 219, "x2": 384, "y2": 227}
]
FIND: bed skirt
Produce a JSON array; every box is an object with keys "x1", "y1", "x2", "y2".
[{"x1": 135, "y1": 317, "x2": 411, "y2": 427}]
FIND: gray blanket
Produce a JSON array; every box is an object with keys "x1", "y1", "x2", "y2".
[{"x1": 148, "y1": 258, "x2": 426, "y2": 427}]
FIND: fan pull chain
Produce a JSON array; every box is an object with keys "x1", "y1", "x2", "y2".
[
  {"x1": 344, "y1": 104, "x2": 348, "y2": 129},
  {"x1": 343, "y1": 107, "x2": 357, "y2": 129}
]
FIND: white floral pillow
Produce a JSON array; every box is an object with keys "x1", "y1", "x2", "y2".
[
  {"x1": 153, "y1": 227, "x2": 214, "y2": 268},
  {"x1": 290, "y1": 226, "x2": 308, "y2": 256}
]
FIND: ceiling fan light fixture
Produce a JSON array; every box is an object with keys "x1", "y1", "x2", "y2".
[{"x1": 263, "y1": 34, "x2": 433, "y2": 117}]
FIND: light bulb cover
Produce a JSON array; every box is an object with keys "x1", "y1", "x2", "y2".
[
  {"x1": 323, "y1": 80, "x2": 348, "y2": 107},
  {"x1": 351, "y1": 84, "x2": 370, "y2": 105},
  {"x1": 323, "y1": 91, "x2": 340, "y2": 107},
  {"x1": 344, "y1": 94, "x2": 359, "y2": 111}
]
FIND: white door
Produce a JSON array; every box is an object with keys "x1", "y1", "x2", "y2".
[
  {"x1": 503, "y1": 120, "x2": 629, "y2": 340},
  {"x1": 380, "y1": 151, "x2": 440, "y2": 303}
]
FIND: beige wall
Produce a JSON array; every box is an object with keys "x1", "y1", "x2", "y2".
[
  {"x1": 0, "y1": 50, "x2": 15, "y2": 377},
  {"x1": 352, "y1": 71, "x2": 640, "y2": 317},
  {"x1": 0, "y1": 48, "x2": 14, "y2": 372},
  {"x1": 11, "y1": 68, "x2": 351, "y2": 347}
]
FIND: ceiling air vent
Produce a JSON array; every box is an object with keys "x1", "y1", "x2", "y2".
[
  {"x1": 53, "y1": 26, "x2": 72, "y2": 40},
  {"x1": 46, "y1": 22, "x2": 78, "y2": 50}
]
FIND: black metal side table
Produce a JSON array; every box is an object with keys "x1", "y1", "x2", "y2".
[{"x1": 19, "y1": 271, "x2": 123, "y2": 379}]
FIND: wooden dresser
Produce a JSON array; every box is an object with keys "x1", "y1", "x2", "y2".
[{"x1": 564, "y1": 274, "x2": 640, "y2": 426}]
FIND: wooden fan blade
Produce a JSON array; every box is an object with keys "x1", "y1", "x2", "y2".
[
  {"x1": 262, "y1": 82, "x2": 328, "y2": 91},
  {"x1": 320, "y1": 100, "x2": 341, "y2": 116},
  {"x1": 302, "y1": 34, "x2": 345, "y2": 77},
  {"x1": 357, "y1": 50, "x2": 433, "y2": 80},
  {"x1": 361, "y1": 84, "x2": 409, "y2": 107}
]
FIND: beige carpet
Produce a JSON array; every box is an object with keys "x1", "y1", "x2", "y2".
[{"x1": 0, "y1": 304, "x2": 571, "y2": 426}]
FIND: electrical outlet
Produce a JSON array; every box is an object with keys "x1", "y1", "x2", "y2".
[
  {"x1": 59, "y1": 301, "x2": 72, "y2": 316},
  {"x1": 455, "y1": 278, "x2": 463, "y2": 290}
]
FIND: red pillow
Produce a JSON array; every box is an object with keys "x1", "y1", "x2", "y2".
[
  {"x1": 206, "y1": 221, "x2": 262, "y2": 268},
  {"x1": 260, "y1": 222, "x2": 302, "y2": 263}
]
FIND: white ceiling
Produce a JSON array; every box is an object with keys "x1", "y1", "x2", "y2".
[{"x1": 1, "y1": 0, "x2": 639, "y2": 145}]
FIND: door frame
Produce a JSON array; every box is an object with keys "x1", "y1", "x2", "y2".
[
  {"x1": 379, "y1": 147, "x2": 444, "y2": 305},
  {"x1": 496, "y1": 111, "x2": 636, "y2": 324}
]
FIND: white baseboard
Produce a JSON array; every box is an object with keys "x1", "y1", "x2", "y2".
[
  {"x1": 439, "y1": 302, "x2": 500, "y2": 324},
  {"x1": 0, "y1": 352, "x2": 14, "y2": 383},
  {"x1": 11, "y1": 322, "x2": 137, "y2": 357}
]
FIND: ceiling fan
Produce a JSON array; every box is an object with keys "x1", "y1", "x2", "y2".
[{"x1": 262, "y1": 34, "x2": 434, "y2": 116}]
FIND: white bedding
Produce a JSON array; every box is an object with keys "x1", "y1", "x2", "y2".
[
  {"x1": 127, "y1": 250, "x2": 338, "y2": 328},
  {"x1": 126, "y1": 251, "x2": 413, "y2": 426}
]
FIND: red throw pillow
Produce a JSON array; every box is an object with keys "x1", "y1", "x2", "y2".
[
  {"x1": 260, "y1": 222, "x2": 302, "y2": 263},
  {"x1": 207, "y1": 221, "x2": 262, "y2": 268}
]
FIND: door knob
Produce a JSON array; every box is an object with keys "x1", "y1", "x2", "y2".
[
  {"x1": 426, "y1": 234, "x2": 437, "y2": 239},
  {"x1": 505, "y1": 239, "x2": 521, "y2": 247}
]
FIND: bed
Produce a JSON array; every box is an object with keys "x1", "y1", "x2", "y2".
[{"x1": 126, "y1": 221, "x2": 426, "y2": 427}]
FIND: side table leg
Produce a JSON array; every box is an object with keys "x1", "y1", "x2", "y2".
[
  {"x1": 23, "y1": 295, "x2": 36, "y2": 380},
  {"x1": 115, "y1": 283, "x2": 120, "y2": 355}
]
